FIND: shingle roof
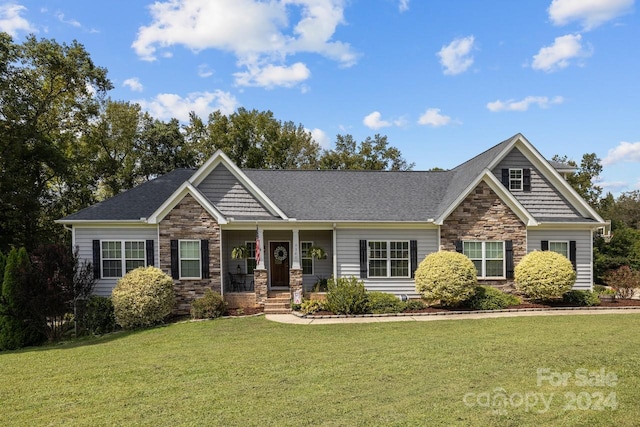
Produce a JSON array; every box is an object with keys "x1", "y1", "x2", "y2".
[{"x1": 61, "y1": 169, "x2": 195, "y2": 221}]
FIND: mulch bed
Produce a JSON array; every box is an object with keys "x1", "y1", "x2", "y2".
[
  {"x1": 225, "y1": 307, "x2": 264, "y2": 316},
  {"x1": 309, "y1": 298, "x2": 640, "y2": 317}
]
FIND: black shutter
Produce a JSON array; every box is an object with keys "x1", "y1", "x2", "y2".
[
  {"x1": 146, "y1": 240, "x2": 154, "y2": 267},
  {"x1": 541, "y1": 240, "x2": 549, "y2": 251},
  {"x1": 505, "y1": 240, "x2": 514, "y2": 279},
  {"x1": 454, "y1": 240, "x2": 463, "y2": 253},
  {"x1": 501, "y1": 168, "x2": 509, "y2": 187},
  {"x1": 410, "y1": 240, "x2": 418, "y2": 279},
  {"x1": 570, "y1": 240, "x2": 577, "y2": 271},
  {"x1": 92, "y1": 240, "x2": 101, "y2": 279},
  {"x1": 359, "y1": 240, "x2": 367, "y2": 279},
  {"x1": 201, "y1": 239, "x2": 210, "y2": 279},
  {"x1": 523, "y1": 168, "x2": 531, "y2": 191},
  {"x1": 170, "y1": 240, "x2": 179, "y2": 279}
]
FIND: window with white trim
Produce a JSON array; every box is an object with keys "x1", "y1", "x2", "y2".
[
  {"x1": 101, "y1": 240, "x2": 146, "y2": 278},
  {"x1": 368, "y1": 241, "x2": 409, "y2": 278},
  {"x1": 179, "y1": 240, "x2": 201, "y2": 279},
  {"x1": 509, "y1": 168, "x2": 523, "y2": 191},
  {"x1": 301, "y1": 241, "x2": 313, "y2": 275},
  {"x1": 463, "y1": 241, "x2": 505, "y2": 278},
  {"x1": 245, "y1": 241, "x2": 257, "y2": 275},
  {"x1": 549, "y1": 241, "x2": 569, "y2": 258}
]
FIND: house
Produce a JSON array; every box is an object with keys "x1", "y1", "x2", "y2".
[{"x1": 57, "y1": 133, "x2": 605, "y2": 313}]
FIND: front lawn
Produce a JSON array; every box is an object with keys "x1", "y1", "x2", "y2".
[{"x1": 1, "y1": 314, "x2": 638, "y2": 426}]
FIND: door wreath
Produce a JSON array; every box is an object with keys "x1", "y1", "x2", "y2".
[{"x1": 273, "y1": 245, "x2": 288, "y2": 263}]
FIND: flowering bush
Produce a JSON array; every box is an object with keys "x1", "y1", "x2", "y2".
[
  {"x1": 112, "y1": 267, "x2": 175, "y2": 329},
  {"x1": 414, "y1": 251, "x2": 477, "y2": 306},
  {"x1": 514, "y1": 251, "x2": 575, "y2": 300}
]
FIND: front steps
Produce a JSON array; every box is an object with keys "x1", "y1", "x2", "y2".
[{"x1": 263, "y1": 291, "x2": 291, "y2": 314}]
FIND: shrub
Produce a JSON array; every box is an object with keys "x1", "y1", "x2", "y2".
[
  {"x1": 403, "y1": 299, "x2": 426, "y2": 311},
  {"x1": 464, "y1": 286, "x2": 521, "y2": 310},
  {"x1": 562, "y1": 290, "x2": 601, "y2": 307},
  {"x1": 111, "y1": 267, "x2": 175, "y2": 329},
  {"x1": 514, "y1": 251, "x2": 576, "y2": 300},
  {"x1": 300, "y1": 299, "x2": 325, "y2": 315},
  {"x1": 414, "y1": 251, "x2": 478, "y2": 306},
  {"x1": 83, "y1": 296, "x2": 117, "y2": 335},
  {"x1": 325, "y1": 276, "x2": 368, "y2": 315},
  {"x1": 603, "y1": 265, "x2": 640, "y2": 299},
  {"x1": 190, "y1": 289, "x2": 226, "y2": 319},
  {"x1": 366, "y1": 292, "x2": 404, "y2": 314}
]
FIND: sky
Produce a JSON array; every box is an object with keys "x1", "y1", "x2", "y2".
[{"x1": 2, "y1": 0, "x2": 640, "y2": 196}]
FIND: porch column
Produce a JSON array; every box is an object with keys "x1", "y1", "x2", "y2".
[
  {"x1": 290, "y1": 228, "x2": 303, "y2": 301},
  {"x1": 254, "y1": 226, "x2": 267, "y2": 305},
  {"x1": 256, "y1": 226, "x2": 265, "y2": 270}
]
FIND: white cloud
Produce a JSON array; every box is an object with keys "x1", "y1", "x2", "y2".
[
  {"x1": 137, "y1": 90, "x2": 239, "y2": 122},
  {"x1": 437, "y1": 35, "x2": 475, "y2": 75},
  {"x1": 54, "y1": 11, "x2": 80, "y2": 28},
  {"x1": 0, "y1": 4, "x2": 35, "y2": 36},
  {"x1": 486, "y1": 96, "x2": 564, "y2": 112},
  {"x1": 363, "y1": 111, "x2": 391, "y2": 130},
  {"x1": 548, "y1": 0, "x2": 634, "y2": 30},
  {"x1": 600, "y1": 180, "x2": 628, "y2": 193},
  {"x1": 132, "y1": 0, "x2": 357, "y2": 88},
  {"x1": 309, "y1": 128, "x2": 331, "y2": 149},
  {"x1": 417, "y1": 108, "x2": 454, "y2": 127},
  {"x1": 399, "y1": 0, "x2": 410, "y2": 12},
  {"x1": 531, "y1": 34, "x2": 592, "y2": 72},
  {"x1": 602, "y1": 141, "x2": 640, "y2": 166},
  {"x1": 123, "y1": 77, "x2": 144, "y2": 92},
  {"x1": 234, "y1": 62, "x2": 310, "y2": 88},
  {"x1": 197, "y1": 64, "x2": 214, "y2": 78}
]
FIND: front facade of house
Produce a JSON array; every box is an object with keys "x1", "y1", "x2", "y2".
[{"x1": 59, "y1": 134, "x2": 605, "y2": 313}]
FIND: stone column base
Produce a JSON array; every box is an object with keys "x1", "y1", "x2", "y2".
[
  {"x1": 290, "y1": 268, "x2": 303, "y2": 300},
  {"x1": 254, "y1": 269, "x2": 268, "y2": 305}
]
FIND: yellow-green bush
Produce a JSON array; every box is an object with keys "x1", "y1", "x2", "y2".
[
  {"x1": 414, "y1": 251, "x2": 478, "y2": 305},
  {"x1": 112, "y1": 267, "x2": 175, "y2": 329},
  {"x1": 514, "y1": 251, "x2": 576, "y2": 300}
]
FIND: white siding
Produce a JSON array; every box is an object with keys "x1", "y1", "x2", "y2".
[
  {"x1": 336, "y1": 227, "x2": 439, "y2": 297},
  {"x1": 74, "y1": 226, "x2": 158, "y2": 296},
  {"x1": 527, "y1": 228, "x2": 593, "y2": 289}
]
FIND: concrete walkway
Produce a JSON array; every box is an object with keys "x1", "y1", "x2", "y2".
[{"x1": 266, "y1": 307, "x2": 640, "y2": 325}]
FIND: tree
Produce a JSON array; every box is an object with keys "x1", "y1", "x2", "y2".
[
  {"x1": 0, "y1": 34, "x2": 112, "y2": 251},
  {"x1": 138, "y1": 115, "x2": 195, "y2": 180},
  {"x1": 319, "y1": 134, "x2": 414, "y2": 170},
  {"x1": 552, "y1": 153, "x2": 602, "y2": 207}
]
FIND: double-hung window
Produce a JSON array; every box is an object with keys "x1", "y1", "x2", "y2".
[
  {"x1": 245, "y1": 241, "x2": 257, "y2": 275},
  {"x1": 368, "y1": 241, "x2": 409, "y2": 278},
  {"x1": 179, "y1": 240, "x2": 201, "y2": 279},
  {"x1": 548, "y1": 241, "x2": 569, "y2": 258},
  {"x1": 101, "y1": 240, "x2": 146, "y2": 278},
  {"x1": 463, "y1": 241, "x2": 505, "y2": 278},
  {"x1": 301, "y1": 241, "x2": 314, "y2": 275},
  {"x1": 509, "y1": 168, "x2": 523, "y2": 191}
]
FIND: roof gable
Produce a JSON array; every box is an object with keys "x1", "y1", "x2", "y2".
[{"x1": 147, "y1": 182, "x2": 227, "y2": 225}]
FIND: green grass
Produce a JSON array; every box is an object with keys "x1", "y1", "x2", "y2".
[{"x1": 1, "y1": 314, "x2": 639, "y2": 426}]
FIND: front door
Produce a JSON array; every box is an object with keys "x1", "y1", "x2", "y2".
[{"x1": 270, "y1": 242, "x2": 290, "y2": 288}]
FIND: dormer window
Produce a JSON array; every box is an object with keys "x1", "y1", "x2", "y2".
[{"x1": 509, "y1": 169, "x2": 523, "y2": 190}]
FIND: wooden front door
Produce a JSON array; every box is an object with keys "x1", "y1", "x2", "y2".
[{"x1": 270, "y1": 242, "x2": 290, "y2": 287}]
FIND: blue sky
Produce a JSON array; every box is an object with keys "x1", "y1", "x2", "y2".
[{"x1": 3, "y1": 0, "x2": 639, "y2": 195}]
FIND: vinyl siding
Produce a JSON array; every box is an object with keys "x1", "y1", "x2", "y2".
[
  {"x1": 197, "y1": 164, "x2": 273, "y2": 217},
  {"x1": 74, "y1": 226, "x2": 159, "y2": 296},
  {"x1": 336, "y1": 227, "x2": 439, "y2": 297},
  {"x1": 493, "y1": 148, "x2": 583, "y2": 219},
  {"x1": 527, "y1": 228, "x2": 593, "y2": 289}
]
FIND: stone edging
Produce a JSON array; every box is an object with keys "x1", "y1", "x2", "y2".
[{"x1": 292, "y1": 305, "x2": 640, "y2": 319}]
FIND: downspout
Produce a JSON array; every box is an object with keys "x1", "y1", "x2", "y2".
[{"x1": 332, "y1": 223, "x2": 338, "y2": 279}]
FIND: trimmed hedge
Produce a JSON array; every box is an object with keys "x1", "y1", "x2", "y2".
[
  {"x1": 464, "y1": 286, "x2": 520, "y2": 310},
  {"x1": 367, "y1": 292, "x2": 404, "y2": 314},
  {"x1": 325, "y1": 276, "x2": 368, "y2": 315},
  {"x1": 191, "y1": 289, "x2": 226, "y2": 319},
  {"x1": 515, "y1": 251, "x2": 576, "y2": 300},
  {"x1": 414, "y1": 251, "x2": 478, "y2": 306}
]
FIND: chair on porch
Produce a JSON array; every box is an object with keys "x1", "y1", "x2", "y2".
[{"x1": 228, "y1": 272, "x2": 247, "y2": 292}]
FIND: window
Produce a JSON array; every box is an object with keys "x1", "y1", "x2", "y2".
[
  {"x1": 179, "y1": 240, "x2": 201, "y2": 279},
  {"x1": 549, "y1": 241, "x2": 569, "y2": 258},
  {"x1": 509, "y1": 168, "x2": 523, "y2": 190},
  {"x1": 301, "y1": 241, "x2": 313, "y2": 275},
  {"x1": 245, "y1": 241, "x2": 257, "y2": 274},
  {"x1": 101, "y1": 240, "x2": 146, "y2": 278},
  {"x1": 368, "y1": 241, "x2": 409, "y2": 278},
  {"x1": 463, "y1": 241, "x2": 504, "y2": 278}
]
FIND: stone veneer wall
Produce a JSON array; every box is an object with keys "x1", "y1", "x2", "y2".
[
  {"x1": 254, "y1": 269, "x2": 268, "y2": 305},
  {"x1": 441, "y1": 181, "x2": 526, "y2": 289},
  {"x1": 289, "y1": 268, "x2": 303, "y2": 299},
  {"x1": 159, "y1": 194, "x2": 222, "y2": 315}
]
